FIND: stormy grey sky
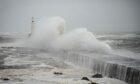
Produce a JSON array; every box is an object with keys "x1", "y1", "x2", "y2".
[{"x1": 0, "y1": 0, "x2": 140, "y2": 33}]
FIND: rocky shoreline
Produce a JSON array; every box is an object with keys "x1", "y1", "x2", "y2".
[{"x1": 0, "y1": 68, "x2": 127, "y2": 84}]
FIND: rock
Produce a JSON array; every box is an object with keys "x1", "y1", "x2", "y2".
[
  {"x1": 81, "y1": 77, "x2": 90, "y2": 81},
  {"x1": 1, "y1": 77, "x2": 10, "y2": 81},
  {"x1": 89, "y1": 82, "x2": 98, "y2": 84},
  {"x1": 53, "y1": 72, "x2": 63, "y2": 75},
  {"x1": 91, "y1": 73, "x2": 103, "y2": 78},
  {"x1": 81, "y1": 77, "x2": 98, "y2": 84}
]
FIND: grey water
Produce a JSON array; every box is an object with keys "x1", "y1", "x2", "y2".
[
  {"x1": 0, "y1": 33, "x2": 140, "y2": 84},
  {"x1": 97, "y1": 33, "x2": 140, "y2": 53},
  {"x1": 96, "y1": 33, "x2": 140, "y2": 84}
]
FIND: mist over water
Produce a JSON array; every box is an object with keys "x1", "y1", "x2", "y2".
[
  {"x1": 0, "y1": 0, "x2": 140, "y2": 83},
  {"x1": 3, "y1": 16, "x2": 140, "y2": 60},
  {"x1": 25, "y1": 16, "x2": 111, "y2": 54},
  {"x1": 0, "y1": 16, "x2": 139, "y2": 84}
]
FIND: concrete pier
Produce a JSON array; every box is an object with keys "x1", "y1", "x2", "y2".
[{"x1": 53, "y1": 51, "x2": 140, "y2": 84}]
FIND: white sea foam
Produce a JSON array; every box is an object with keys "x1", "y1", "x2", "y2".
[{"x1": 25, "y1": 16, "x2": 111, "y2": 54}]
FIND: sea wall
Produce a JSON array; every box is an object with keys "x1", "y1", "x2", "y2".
[{"x1": 53, "y1": 51, "x2": 140, "y2": 84}]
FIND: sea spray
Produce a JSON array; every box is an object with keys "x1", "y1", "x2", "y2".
[{"x1": 26, "y1": 16, "x2": 111, "y2": 53}]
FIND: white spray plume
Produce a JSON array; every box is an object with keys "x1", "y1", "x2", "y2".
[{"x1": 26, "y1": 16, "x2": 111, "y2": 53}]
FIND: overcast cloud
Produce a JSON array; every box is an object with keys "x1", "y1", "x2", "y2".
[{"x1": 0, "y1": 0, "x2": 140, "y2": 33}]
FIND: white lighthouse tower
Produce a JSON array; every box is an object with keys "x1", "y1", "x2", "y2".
[{"x1": 28, "y1": 17, "x2": 35, "y2": 37}]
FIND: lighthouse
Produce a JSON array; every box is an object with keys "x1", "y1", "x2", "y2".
[{"x1": 28, "y1": 17, "x2": 35, "y2": 37}]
